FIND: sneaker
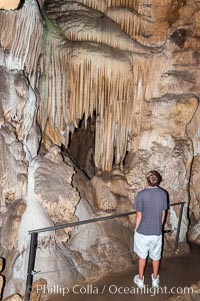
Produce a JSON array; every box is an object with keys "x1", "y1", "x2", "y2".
[
  {"x1": 134, "y1": 275, "x2": 144, "y2": 288},
  {"x1": 151, "y1": 274, "x2": 160, "y2": 288}
]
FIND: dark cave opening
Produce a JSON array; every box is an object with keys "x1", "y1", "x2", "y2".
[
  {"x1": 66, "y1": 114, "x2": 96, "y2": 179},
  {"x1": 17, "y1": 0, "x2": 25, "y2": 9}
]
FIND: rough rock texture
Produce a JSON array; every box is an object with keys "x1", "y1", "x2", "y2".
[
  {"x1": 30, "y1": 278, "x2": 47, "y2": 301},
  {"x1": 89, "y1": 175, "x2": 118, "y2": 211},
  {"x1": 0, "y1": 258, "x2": 23, "y2": 301},
  {"x1": 2, "y1": 295, "x2": 22, "y2": 301},
  {"x1": 0, "y1": 124, "x2": 28, "y2": 205},
  {"x1": 1, "y1": 200, "x2": 26, "y2": 251},
  {"x1": 0, "y1": 66, "x2": 39, "y2": 162},
  {"x1": 0, "y1": 0, "x2": 200, "y2": 298},
  {"x1": 188, "y1": 155, "x2": 200, "y2": 244},
  {"x1": 33, "y1": 146, "x2": 79, "y2": 226},
  {"x1": 188, "y1": 219, "x2": 200, "y2": 244},
  {"x1": 0, "y1": 67, "x2": 31, "y2": 203},
  {"x1": 88, "y1": 170, "x2": 133, "y2": 226},
  {"x1": 0, "y1": 68, "x2": 31, "y2": 294},
  {"x1": 66, "y1": 198, "x2": 135, "y2": 279},
  {"x1": 188, "y1": 95, "x2": 200, "y2": 243},
  {"x1": 125, "y1": 95, "x2": 198, "y2": 244},
  {"x1": 0, "y1": 115, "x2": 28, "y2": 291},
  {"x1": 4, "y1": 146, "x2": 82, "y2": 295}
]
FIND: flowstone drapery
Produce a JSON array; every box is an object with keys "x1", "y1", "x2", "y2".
[{"x1": 0, "y1": 0, "x2": 200, "y2": 298}]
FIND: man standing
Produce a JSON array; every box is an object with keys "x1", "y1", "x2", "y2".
[{"x1": 133, "y1": 170, "x2": 168, "y2": 288}]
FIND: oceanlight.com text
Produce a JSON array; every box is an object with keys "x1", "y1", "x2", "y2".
[{"x1": 36, "y1": 284, "x2": 194, "y2": 297}]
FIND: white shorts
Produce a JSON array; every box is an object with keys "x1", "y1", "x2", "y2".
[{"x1": 134, "y1": 231, "x2": 162, "y2": 261}]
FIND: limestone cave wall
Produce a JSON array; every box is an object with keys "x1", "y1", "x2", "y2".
[{"x1": 0, "y1": 0, "x2": 200, "y2": 298}]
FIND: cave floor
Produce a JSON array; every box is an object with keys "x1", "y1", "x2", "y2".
[{"x1": 44, "y1": 243, "x2": 200, "y2": 301}]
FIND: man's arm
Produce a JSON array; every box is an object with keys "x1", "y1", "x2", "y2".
[
  {"x1": 162, "y1": 210, "x2": 166, "y2": 224},
  {"x1": 135, "y1": 211, "x2": 142, "y2": 230}
]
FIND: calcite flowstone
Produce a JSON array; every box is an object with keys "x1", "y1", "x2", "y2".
[
  {"x1": 89, "y1": 175, "x2": 117, "y2": 211},
  {"x1": 2, "y1": 295, "x2": 22, "y2": 301},
  {"x1": 4, "y1": 146, "x2": 83, "y2": 296},
  {"x1": 32, "y1": 145, "x2": 80, "y2": 240},
  {"x1": 0, "y1": 258, "x2": 23, "y2": 301},
  {"x1": 1, "y1": 200, "x2": 26, "y2": 252},
  {"x1": 67, "y1": 198, "x2": 135, "y2": 278},
  {"x1": 0, "y1": 66, "x2": 39, "y2": 162},
  {"x1": 188, "y1": 220, "x2": 200, "y2": 244},
  {"x1": 189, "y1": 155, "x2": 200, "y2": 221},
  {"x1": 188, "y1": 104, "x2": 200, "y2": 231},
  {"x1": 0, "y1": 122, "x2": 28, "y2": 286},
  {"x1": 30, "y1": 278, "x2": 47, "y2": 301},
  {"x1": 0, "y1": 124, "x2": 28, "y2": 207}
]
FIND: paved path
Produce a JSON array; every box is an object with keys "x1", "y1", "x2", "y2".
[{"x1": 45, "y1": 243, "x2": 200, "y2": 301}]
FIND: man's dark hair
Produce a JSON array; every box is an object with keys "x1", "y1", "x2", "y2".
[{"x1": 146, "y1": 170, "x2": 162, "y2": 187}]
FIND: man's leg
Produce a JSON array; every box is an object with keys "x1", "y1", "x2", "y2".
[
  {"x1": 139, "y1": 257, "x2": 146, "y2": 280},
  {"x1": 152, "y1": 260, "x2": 160, "y2": 278}
]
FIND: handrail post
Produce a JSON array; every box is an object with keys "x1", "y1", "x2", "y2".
[
  {"x1": 174, "y1": 201, "x2": 184, "y2": 253},
  {"x1": 24, "y1": 232, "x2": 38, "y2": 301}
]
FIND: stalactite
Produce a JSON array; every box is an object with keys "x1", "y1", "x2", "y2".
[
  {"x1": 0, "y1": 0, "x2": 43, "y2": 86},
  {"x1": 107, "y1": 0, "x2": 172, "y2": 47},
  {"x1": 40, "y1": 5, "x2": 160, "y2": 171},
  {"x1": 40, "y1": 19, "x2": 137, "y2": 171},
  {"x1": 40, "y1": 37, "x2": 69, "y2": 137},
  {"x1": 106, "y1": 0, "x2": 138, "y2": 9},
  {"x1": 46, "y1": 8, "x2": 144, "y2": 53},
  {"x1": 143, "y1": 54, "x2": 169, "y2": 101},
  {"x1": 107, "y1": 8, "x2": 141, "y2": 42},
  {"x1": 67, "y1": 25, "x2": 136, "y2": 52},
  {"x1": 131, "y1": 55, "x2": 150, "y2": 137},
  {"x1": 75, "y1": 0, "x2": 107, "y2": 12}
]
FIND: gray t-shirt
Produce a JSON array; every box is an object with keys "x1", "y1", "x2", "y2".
[{"x1": 133, "y1": 186, "x2": 168, "y2": 236}]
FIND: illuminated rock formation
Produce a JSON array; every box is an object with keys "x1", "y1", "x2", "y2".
[
  {"x1": 169, "y1": 280, "x2": 200, "y2": 301},
  {"x1": 0, "y1": 0, "x2": 43, "y2": 85},
  {"x1": 4, "y1": 146, "x2": 82, "y2": 295},
  {"x1": 2, "y1": 295, "x2": 23, "y2": 301}
]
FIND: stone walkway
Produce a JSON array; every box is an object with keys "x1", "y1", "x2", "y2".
[{"x1": 45, "y1": 244, "x2": 200, "y2": 301}]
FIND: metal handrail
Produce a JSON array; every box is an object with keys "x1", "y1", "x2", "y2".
[
  {"x1": 24, "y1": 201, "x2": 185, "y2": 301},
  {"x1": 28, "y1": 210, "x2": 136, "y2": 234}
]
